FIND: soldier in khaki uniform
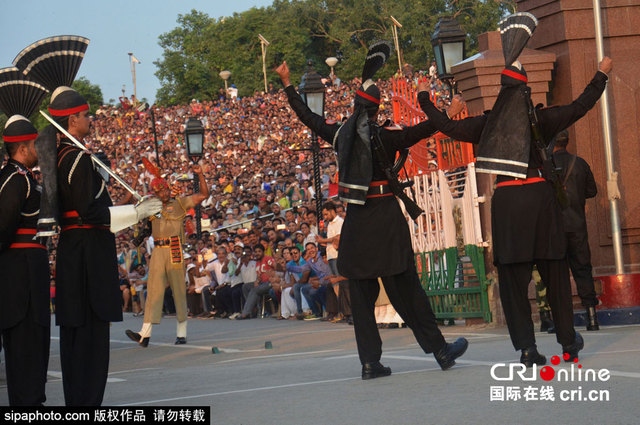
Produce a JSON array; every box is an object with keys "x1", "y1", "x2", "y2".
[{"x1": 126, "y1": 164, "x2": 208, "y2": 345}]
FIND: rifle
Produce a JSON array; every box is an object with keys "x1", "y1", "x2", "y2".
[
  {"x1": 369, "y1": 123, "x2": 424, "y2": 220},
  {"x1": 524, "y1": 88, "x2": 568, "y2": 208}
]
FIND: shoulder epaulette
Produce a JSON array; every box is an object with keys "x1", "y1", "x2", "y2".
[
  {"x1": 0, "y1": 170, "x2": 29, "y2": 198},
  {"x1": 58, "y1": 144, "x2": 81, "y2": 167}
]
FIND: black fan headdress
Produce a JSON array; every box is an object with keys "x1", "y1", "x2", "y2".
[
  {"x1": 0, "y1": 67, "x2": 48, "y2": 143},
  {"x1": 355, "y1": 40, "x2": 393, "y2": 109},
  {"x1": 13, "y1": 35, "x2": 90, "y2": 91},
  {"x1": 499, "y1": 12, "x2": 538, "y2": 67},
  {"x1": 0, "y1": 67, "x2": 48, "y2": 120}
]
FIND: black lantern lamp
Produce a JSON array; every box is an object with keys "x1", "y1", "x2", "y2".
[
  {"x1": 299, "y1": 60, "x2": 326, "y2": 117},
  {"x1": 184, "y1": 117, "x2": 205, "y2": 161},
  {"x1": 431, "y1": 17, "x2": 466, "y2": 93},
  {"x1": 298, "y1": 60, "x2": 327, "y2": 231},
  {"x1": 184, "y1": 117, "x2": 205, "y2": 238}
]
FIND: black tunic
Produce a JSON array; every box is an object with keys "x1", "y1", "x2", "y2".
[
  {"x1": 553, "y1": 148, "x2": 597, "y2": 233},
  {"x1": 284, "y1": 85, "x2": 437, "y2": 279},
  {"x1": 0, "y1": 160, "x2": 50, "y2": 329},
  {"x1": 55, "y1": 140, "x2": 122, "y2": 326},
  {"x1": 419, "y1": 71, "x2": 608, "y2": 264}
]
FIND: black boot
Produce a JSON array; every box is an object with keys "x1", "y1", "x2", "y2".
[
  {"x1": 434, "y1": 337, "x2": 469, "y2": 370},
  {"x1": 539, "y1": 310, "x2": 555, "y2": 333},
  {"x1": 586, "y1": 307, "x2": 600, "y2": 331},
  {"x1": 175, "y1": 337, "x2": 187, "y2": 345},
  {"x1": 563, "y1": 332, "x2": 584, "y2": 362},
  {"x1": 361, "y1": 362, "x2": 392, "y2": 380},
  {"x1": 125, "y1": 329, "x2": 149, "y2": 347},
  {"x1": 520, "y1": 346, "x2": 546, "y2": 367}
]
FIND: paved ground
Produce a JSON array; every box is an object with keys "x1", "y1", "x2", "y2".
[{"x1": 1, "y1": 314, "x2": 639, "y2": 424}]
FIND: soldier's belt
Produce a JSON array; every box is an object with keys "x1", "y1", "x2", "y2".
[
  {"x1": 367, "y1": 180, "x2": 393, "y2": 198},
  {"x1": 496, "y1": 177, "x2": 546, "y2": 188},
  {"x1": 61, "y1": 210, "x2": 109, "y2": 231},
  {"x1": 155, "y1": 236, "x2": 179, "y2": 247},
  {"x1": 9, "y1": 228, "x2": 46, "y2": 250}
]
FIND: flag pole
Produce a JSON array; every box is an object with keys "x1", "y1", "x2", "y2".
[
  {"x1": 258, "y1": 34, "x2": 270, "y2": 93},
  {"x1": 593, "y1": 0, "x2": 624, "y2": 273}
]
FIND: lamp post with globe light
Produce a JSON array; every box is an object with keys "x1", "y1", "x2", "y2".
[{"x1": 184, "y1": 118, "x2": 205, "y2": 238}]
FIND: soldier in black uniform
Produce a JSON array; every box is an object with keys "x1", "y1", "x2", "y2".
[
  {"x1": 418, "y1": 18, "x2": 612, "y2": 364},
  {"x1": 275, "y1": 44, "x2": 468, "y2": 380},
  {"x1": 552, "y1": 130, "x2": 600, "y2": 329},
  {"x1": 0, "y1": 116, "x2": 51, "y2": 405},
  {"x1": 46, "y1": 87, "x2": 160, "y2": 405}
]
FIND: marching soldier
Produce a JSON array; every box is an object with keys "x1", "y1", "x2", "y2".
[
  {"x1": 126, "y1": 165, "x2": 208, "y2": 346},
  {"x1": 418, "y1": 13, "x2": 611, "y2": 365},
  {"x1": 0, "y1": 66, "x2": 50, "y2": 406},
  {"x1": 275, "y1": 42, "x2": 468, "y2": 380},
  {"x1": 0, "y1": 117, "x2": 51, "y2": 405},
  {"x1": 47, "y1": 86, "x2": 161, "y2": 405},
  {"x1": 13, "y1": 35, "x2": 161, "y2": 405}
]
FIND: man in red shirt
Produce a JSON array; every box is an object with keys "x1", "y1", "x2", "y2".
[{"x1": 237, "y1": 245, "x2": 275, "y2": 319}]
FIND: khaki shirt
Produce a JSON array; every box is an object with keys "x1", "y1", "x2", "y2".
[{"x1": 152, "y1": 196, "x2": 196, "y2": 243}]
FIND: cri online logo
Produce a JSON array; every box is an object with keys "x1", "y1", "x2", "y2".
[{"x1": 491, "y1": 355, "x2": 610, "y2": 382}]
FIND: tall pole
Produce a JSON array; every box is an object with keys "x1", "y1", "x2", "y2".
[
  {"x1": 593, "y1": 0, "x2": 624, "y2": 274},
  {"x1": 311, "y1": 135, "x2": 323, "y2": 232},
  {"x1": 192, "y1": 159, "x2": 202, "y2": 239},
  {"x1": 259, "y1": 34, "x2": 270, "y2": 93},
  {"x1": 128, "y1": 53, "x2": 138, "y2": 101},
  {"x1": 132, "y1": 61, "x2": 137, "y2": 101},
  {"x1": 149, "y1": 108, "x2": 160, "y2": 166},
  {"x1": 390, "y1": 16, "x2": 403, "y2": 74}
]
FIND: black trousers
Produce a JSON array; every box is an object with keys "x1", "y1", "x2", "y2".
[
  {"x1": 349, "y1": 256, "x2": 445, "y2": 364},
  {"x1": 2, "y1": 315, "x2": 50, "y2": 406},
  {"x1": 325, "y1": 281, "x2": 352, "y2": 316},
  {"x1": 60, "y1": 305, "x2": 110, "y2": 406},
  {"x1": 566, "y1": 231, "x2": 598, "y2": 307},
  {"x1": 497, "y1": 259, "x2": 576, "y2": 351},
  {"x1": 186, "y1": 291, "x2": 203, "y2": 315}
]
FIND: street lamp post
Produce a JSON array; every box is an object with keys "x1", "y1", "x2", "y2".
[
  {"x1": 219, "y1": 70, "x2": 231, "y2": 93},
  {"x1": 184, "y1": 118, "x2": 205, "y2": 238},
  {"x1": 298, "y1": 60, "x2": 327, "y2": 231},
  {"x1": 431, "y1": 17, "x2": 466, "y2": 94}
]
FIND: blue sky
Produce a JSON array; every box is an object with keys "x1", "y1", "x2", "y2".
[{"x1": 1, "y1": 0, "x2": 273, "y2": 103}]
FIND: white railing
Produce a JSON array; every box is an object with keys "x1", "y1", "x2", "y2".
[{"x1": 402, "y1": 163, "x2": 485, "y2": 252}]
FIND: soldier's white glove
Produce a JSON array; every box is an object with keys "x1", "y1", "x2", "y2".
[
  {"x1": 109, "y1": 196, "x2": 162, "y2": 233},
  {"x1": 135, "y1": 196, "x2": 163, "y2": 220}
]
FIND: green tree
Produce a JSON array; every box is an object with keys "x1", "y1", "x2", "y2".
[{"x1": 154, "y1": 0, "x2": 509, "y2": 105}]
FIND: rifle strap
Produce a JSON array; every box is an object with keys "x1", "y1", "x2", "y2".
[{"x1": 562, "y1": 154, "x2": 577, "y2": 187}]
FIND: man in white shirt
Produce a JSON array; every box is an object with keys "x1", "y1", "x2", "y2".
[
  {"x1": 205, "y1": 246, "x2": 233, "y2": 317},
  {"x1": 225, "y1": 243, "x2": 246, "y2": 319}
]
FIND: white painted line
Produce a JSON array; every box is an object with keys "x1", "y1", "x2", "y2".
[
  {"x1": 608, "y1": 371, "x2": 640, "y2": 379},
  {"x1": 217, "y1": 349, "x2": 343, "y2": 364},
  {"x1": 109, "y1": 368, "x2": 162, "y2": 375},
  {"x1": 47, "y1": 370, "x2": 126, "y2": 383},
  {"x1": 383, "y1": 354, "x2": 498, "y2": 366},
  {"x1": 117, "y1": 367, "x2": 442, "y2": 406}
]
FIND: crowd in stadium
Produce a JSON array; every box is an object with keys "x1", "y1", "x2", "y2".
[{"x1": 45, "y1": 67, "x2": 452, "y2": 325}]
